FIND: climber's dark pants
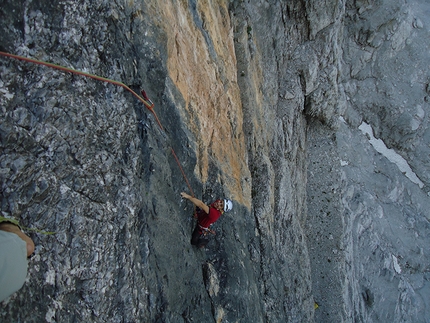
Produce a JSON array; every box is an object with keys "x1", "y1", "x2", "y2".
[{"x1": 191, "y1": 225, "x2": 209, "y2": 248}]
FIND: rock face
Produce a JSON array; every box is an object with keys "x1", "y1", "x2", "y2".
[
  {"x1": 306, "y1": 0, "x2": 430, "y2": 322},
  {"x1": 0, "y1": 0, "x2": 429, "y2": 323}
]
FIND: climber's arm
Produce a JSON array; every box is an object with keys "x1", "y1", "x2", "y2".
[{"x1": 180, "y1": 192, "x2": 210, "y2": 214}]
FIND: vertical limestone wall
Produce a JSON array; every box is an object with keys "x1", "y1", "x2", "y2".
[
  {"x1": 1, "y1": 0, "x2": 430, "y2": 322},
  {"x1": 0, "y1": 0, "x2": 314, "y2": 322},
  {"x1": 307, "y1": 0, "x2": 430, "y2": 322}
]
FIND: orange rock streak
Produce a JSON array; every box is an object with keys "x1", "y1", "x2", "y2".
[{"x1": 153, "y1": 0, "x2": 250, "y2": 207}]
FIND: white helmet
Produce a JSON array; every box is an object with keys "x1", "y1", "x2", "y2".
[{"x1": 224, "y1": 199, "x2": 233, "y2": 212}]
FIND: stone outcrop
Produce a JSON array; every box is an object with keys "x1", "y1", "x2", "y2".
[{"x1": 1, "y1": 0, "x2": 429, "y2": 322}]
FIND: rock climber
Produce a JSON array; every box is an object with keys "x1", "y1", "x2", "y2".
[
  {"x1": 181, "y1": 192, "x2": 233, "y2": 248},
  {"x1": 0, "y1": 217, "x2": 35, "y2": 302}
]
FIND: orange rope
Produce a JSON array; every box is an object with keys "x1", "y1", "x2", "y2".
[
  {"x1": 171, "y1": 148, "x2": 195, "y2": 197},
  {"x1": 0, "y1": 51, "x2": 194, "y2": 196},
  {"x1": 0, "y1": 52, "x2": 152, "y2": 108}
]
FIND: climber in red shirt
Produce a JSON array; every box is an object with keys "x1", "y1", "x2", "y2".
[{"x1": 181, "y1": 192, "x2": 233, "y2": 248}]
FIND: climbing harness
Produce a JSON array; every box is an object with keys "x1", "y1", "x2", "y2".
[
  {"x1": 198, "y1": 224, "x2": 215, "y2": 235},
  {"x1": 0, "y1": 51, "x2": 195, "y2": 197},
  {"x1": 198, "y1": 224, "x2": 210, "y2": 232}
]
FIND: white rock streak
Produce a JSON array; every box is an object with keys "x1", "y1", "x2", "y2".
[
  {"x1": 392, "y1": 255, "x2": 402, "y2": 274},
  {"x1": 358, "y1": 122, "x2": 424, "y2": 188}
]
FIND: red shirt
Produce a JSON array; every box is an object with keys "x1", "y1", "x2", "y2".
[{"x1": 198, "y1": 207, "x2": 221, "y2": 229}]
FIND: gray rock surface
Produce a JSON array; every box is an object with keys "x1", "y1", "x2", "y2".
[
  {"x1": 1, "y1": 0, "x2": 429, "y2": 322},
  {"x1": 307, "y1": 0, "x2": 430, "y2": 322}
]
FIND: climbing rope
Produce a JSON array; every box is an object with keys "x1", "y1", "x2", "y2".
[
  {"x1": 0, "y1": 51, "x2": 166, "y2": 129},
  {"x1": 171, "y1": 148, "x2": 194, "y2": 197},
  {"x1": 0, "y1": 51, "x2": 195, "y2": 198},
  {"x1": 0, "y1": 216, "x2": 55, "y2": 235}
]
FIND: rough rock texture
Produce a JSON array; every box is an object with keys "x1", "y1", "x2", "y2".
[
  {"x1": 307, "y1": 0, "x2": 430, "y2": 322},
  {"x1": 1, "y1": 0, "x2": 429, "y2": 323}
]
